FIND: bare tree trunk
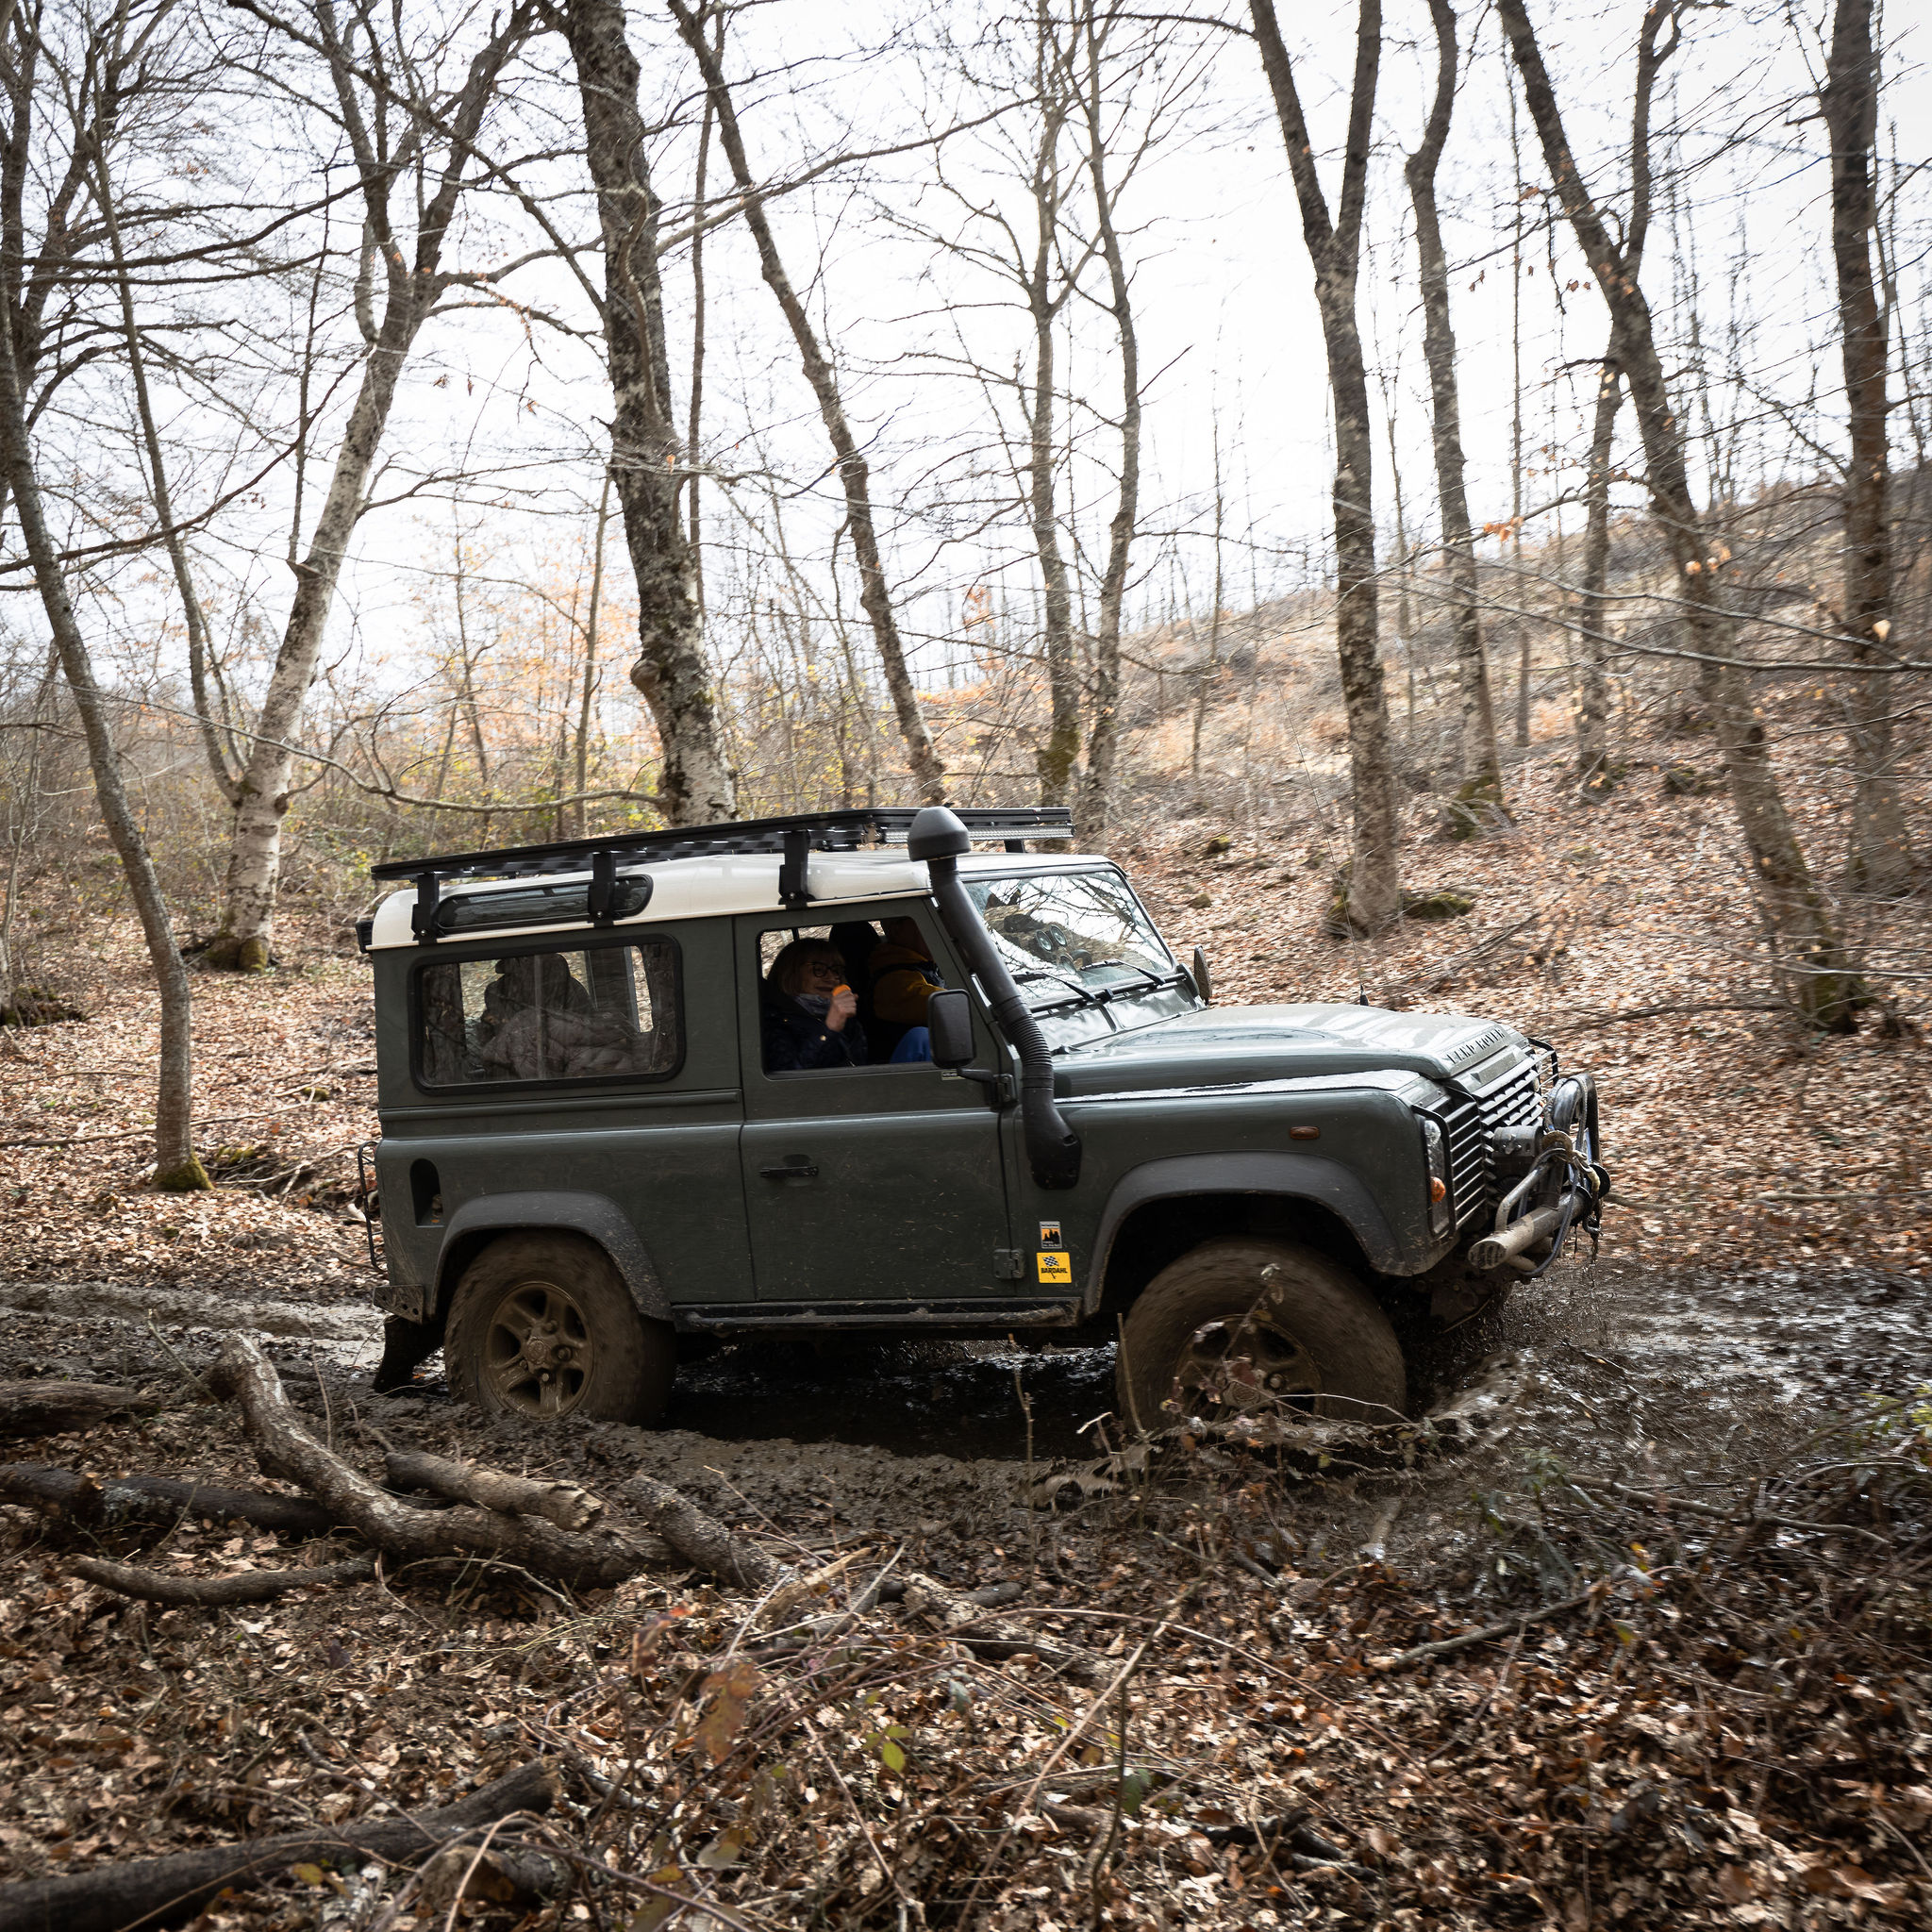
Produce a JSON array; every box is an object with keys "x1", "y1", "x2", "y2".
[
  {"x1": 1250, "y1": 0, "x2": 1400, "y2": 930},
  {"x1": 561, "y1": 0, "x2": 735, "y2": 825},
  {"x1": 1024, "y1": 13, "x2": 1080, "y2": 812},
  {"x1": 1823, "y1": 0, "x2": 1913, "y2": 892},
  {"x1": 1405, "y1": 0, "x2": 1503, "y2": 806},
  {"x1": 1500, "y1": 0, "x2": 1863, "y2": 1030},
  {"x1": 573, "y1": 469, "x2": 612, "y2": 838},
  {"x1": 686, "y1": 1, "x2": 717, "y2": 614},
  {"x1": 219, "y1": 303, "x2": 421, "y2": 968},
  {"x1": 1074, "y1": 0, "x2": 1141, "y2": 848},
  {"x1": 1507, "y1": 63, "x2": 1531, "y2": 750},
  {"x1": 1191, "y1": 434, "x2": 1225, "y2": 793},
  {"x1": 1575, "y1": 358, "x2": 1622, "y2": 784},
  {"x1": 212, "y1": 6, "x2": 534, "y2": 966},
  {"x1": 93, "y1": 137, "x2": 242, "y2": 812},
  {"x1": 0, "y1": 645, "x2": 58, "y2": 1012},
  {"x1": 669, "y1": 1, "x2": 944, "y2": 804},
  {"x1": 0, "y1": 308, "x2": 205, "y2": 1189}
]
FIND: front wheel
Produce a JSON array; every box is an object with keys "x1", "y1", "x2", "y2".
[
  {"x1": 1116, "y1": 1239, "x2": 1406, "y2": 1431},
  {"x1": 446, "y1": 1233, "x2": 673, "y2": 1425}
]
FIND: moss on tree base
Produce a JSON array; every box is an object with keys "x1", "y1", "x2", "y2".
[
  {"x1": 200, "y1": 933, "x2": 273, "y2": 973},
  {"x1": 152, "y1": 1155, "x2": 212, "y2": 1193},
  {"x1": 1401, "y1": 889, "x2": 1475, "y2": 921},
  {"x1": 1443, "y1": 772, "x2": 1508, "y2": 841}
]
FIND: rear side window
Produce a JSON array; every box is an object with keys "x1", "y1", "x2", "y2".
[{"x1": 416, "y1": 940, "x2": 680, "y2": 1088}]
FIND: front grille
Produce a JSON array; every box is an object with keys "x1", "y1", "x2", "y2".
[{"x1": 1441, "y1": 1059, "x2": 1543, "y2": 1226}]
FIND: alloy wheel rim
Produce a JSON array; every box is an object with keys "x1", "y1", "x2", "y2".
[
  {"x1": 482, "y1": 1279, "x2": 592, "y2": 1418},
  {"x1": 1171, "y1": 1310, "x2": 1323, "y2": 1417}
]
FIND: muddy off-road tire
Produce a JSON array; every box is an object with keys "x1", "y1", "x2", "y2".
[
  {"x1": 446, "y1": 1234, "x2": 673, "y2": 1425},
  {"x1": 1116, "y1": 1239, "x2": 1406, "y2": 1431}
]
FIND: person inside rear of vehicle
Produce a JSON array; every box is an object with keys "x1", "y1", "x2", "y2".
[
  {"x1": 763, "y1": 939, "x2": 870, "y2": 1071},
  {"x1": 868, "y1": 916, "x2": 943, "y2": 1062},
  {"x1": 475, "y1": 951, "x2": 645, "y2": 1081}
]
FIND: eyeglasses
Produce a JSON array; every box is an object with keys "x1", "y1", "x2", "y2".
[{"x1": 803, "y1": 958, "x2": 842, "y2": 979}]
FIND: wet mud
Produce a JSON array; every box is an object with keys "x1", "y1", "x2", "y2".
[{"x1": 1, "y1": 1257, "x2": 1924, "y2": 1524}]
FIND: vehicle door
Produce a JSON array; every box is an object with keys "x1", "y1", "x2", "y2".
[{"x1": 735, "y1": 902, "x2": 1013, "y2": 1302}]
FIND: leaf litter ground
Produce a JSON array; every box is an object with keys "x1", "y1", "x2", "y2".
[{"x1": 0, "y1": 759, "x2": 1927, "y2": 1928}]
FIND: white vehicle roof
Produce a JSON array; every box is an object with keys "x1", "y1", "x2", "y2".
[{"x1": 365, "y1": 848, "x2": 1108, "y2": 950}]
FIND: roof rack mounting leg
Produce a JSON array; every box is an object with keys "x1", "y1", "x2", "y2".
[
  {"x1": 779, "y1": 827, "x2": 812, "y2": 908},
  {"x1": 588, "y1": 847, "x2": 616, "y2": 925},
  {"x1": 410, "y1": 870, "x2": 440, "y2": 943},
  {"x1": 1005, "y1": 838, "x2": 1026, "y2": 854}
]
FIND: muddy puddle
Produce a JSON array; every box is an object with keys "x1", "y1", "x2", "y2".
[{"x1": 0, "y1": 1258, "x2": 1924, "y2": 1487}]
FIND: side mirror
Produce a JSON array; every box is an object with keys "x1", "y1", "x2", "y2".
[
  {"x1": 926, "y1": 988, "x2": 974, "y2": 1068},
  {"x1": 1191, "y1": 945, "x2": 1213, "y2": 1006}
]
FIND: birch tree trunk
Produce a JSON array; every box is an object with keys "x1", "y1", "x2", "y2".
[
  {"x1": 668, "y1": 0, "x2": 944, "y2": 805},
  {"x1": 1500, "y1": 0, "x2": 1863, "y2": 1030},
  {"x1": 1405, "y1": 0, "x2": 1503, "y2": 811},
  {"x1": 210, "y1": 5, "x2": 534, "y2": 967},
  {"x1": 1249, "y1": 0, "x2": 1400, "y2": 930},
  {"x1": 1822, "y1": 0, "x2": 1913, "y2": 893},
  {"x1": 215, "y1": 302, "x2": 422, "y2": 969},
  {"x1": 1074, "y1": 0, "x2": 1142, "y2": 849},
  {"x1": 560, "y1": 0, "x2": 735, "y2": 826}
]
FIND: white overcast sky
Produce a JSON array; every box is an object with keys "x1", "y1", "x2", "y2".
[{"x1": 56, "y1": 0, "x2": 1932, "y2": 712}]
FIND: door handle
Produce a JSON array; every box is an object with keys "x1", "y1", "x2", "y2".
[{"x1": 760, "y1": 1162, "x2": 819, "y2": 1180}]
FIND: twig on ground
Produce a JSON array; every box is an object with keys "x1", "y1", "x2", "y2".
[
  {"x1": 1370, "y1": 1586, "x2": 1602, "y2": 1673},
  {"x1": 68, "y1": 1553, "x2": 375, "y2": 1606}
]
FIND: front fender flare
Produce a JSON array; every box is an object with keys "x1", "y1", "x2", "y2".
[
  {"x1": 432, "y1": 1191, "x2": 668, "y2": 1324},
  {"x1": 1086, "y1": 1152, "x2": 1407, "y2": 1311}
]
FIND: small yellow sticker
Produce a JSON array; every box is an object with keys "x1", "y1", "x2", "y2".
[{"x1": 1037, "y1": 1250, "x2": 1073, "y2": 1284}]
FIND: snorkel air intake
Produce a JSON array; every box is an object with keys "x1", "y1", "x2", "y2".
[{"x1": 908, "y1": 806, "x2": 1082, "y2": 1191}]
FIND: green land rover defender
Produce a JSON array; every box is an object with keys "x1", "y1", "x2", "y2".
[{"x1": 358, "y1": 806, "x2": 1607, "y2": 1429}]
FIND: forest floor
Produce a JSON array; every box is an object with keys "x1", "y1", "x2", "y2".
[{"x1": 0, "y1": 749, "x2": 1927, "y2": 1928}]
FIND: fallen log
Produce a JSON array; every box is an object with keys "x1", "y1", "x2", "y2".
[
  {"x1": 0, "y1": 1758, "x2": 560, "y2": 1932},
  {"x1": 623, "y1": 1473, "x2": 783, "y2": 1591},
  {"x1": 417, "y1": 1839, "x2": 573, "y2": 1914},
  {"x1": 385, "y1": 1448, "x2": 603, "y2": 1533},
  {"x1": 210, "y1": 1337, "x2": 644, "y2": 1591},
  {"x1": 0, "y1": 1380, "x2": 159, "y2": 1438},
  {"x1": 0, "y1": 1463, "x2": 340, "y2": 1539},
  {"x1": 69, "y1": 1553, "x2": 376, "y2": 1606}
]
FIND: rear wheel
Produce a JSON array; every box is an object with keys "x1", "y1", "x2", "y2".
[
  {"x1": 446, "y1": 1233, "x2": 673, "y2": 1425},
  {"x1": 1116, "y1": 1238, "x2": 1406, "y2": 1431}
]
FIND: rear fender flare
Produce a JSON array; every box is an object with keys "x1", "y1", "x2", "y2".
[
  {"x1": 1086, "y1": 1153, "x2": 1406, "y2": 1311},
  {"x1": 431, "y1": 1191, "x2": 669, "y2": 1325}
]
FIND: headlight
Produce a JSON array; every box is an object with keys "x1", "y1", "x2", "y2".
[{"x1": 1420, "y1": 1115, "x2": 1453, "y2": 1236}]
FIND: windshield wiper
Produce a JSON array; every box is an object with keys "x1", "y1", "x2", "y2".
[
  {"x1": 1010, "y1": 968, "x2": 1106, "y2": 1010},
  {"x1": 1090, "y1": 961, "x2": 1181, "y2": 998}
]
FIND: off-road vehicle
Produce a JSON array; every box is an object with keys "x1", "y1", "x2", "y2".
[{"x1": 358, "y1": 806, "x2": 1607, "y2": 1428}]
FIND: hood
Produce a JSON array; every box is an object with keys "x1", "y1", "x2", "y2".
[{"x1": 1054, "y1": 1002, "x2": 1525, "y2": 1099}]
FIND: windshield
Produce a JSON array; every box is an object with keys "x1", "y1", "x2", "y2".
[{"x1": 967, "y1": 868, "x2": 1198, "y2": 1049}]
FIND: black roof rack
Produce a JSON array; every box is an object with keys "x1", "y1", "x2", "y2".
[
  {"x1": 369, "y1": 806, "x2": 1073, "y2": 886},
  {"x1": 368, "y1": 807, "x2": 1074, "y2": 942}
]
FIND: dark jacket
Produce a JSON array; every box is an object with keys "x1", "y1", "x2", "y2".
[{"x1": 761, "y1": 988, "x2": 870, "y2": 1072}]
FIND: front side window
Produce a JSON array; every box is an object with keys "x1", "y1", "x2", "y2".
[{"x1": 417, "y1": 940, "x2": 679, "y2": 1087}]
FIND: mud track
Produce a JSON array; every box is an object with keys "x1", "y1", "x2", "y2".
[{"x1": 1, "y1": 1258, "x2": 1924, "y2": 1558}]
